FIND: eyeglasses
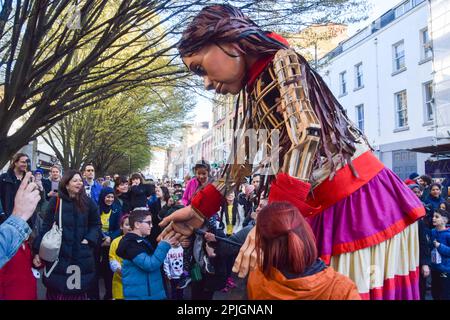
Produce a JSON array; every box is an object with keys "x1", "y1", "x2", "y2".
[
  {"x1": 86, "y1": 169, "x2": 94, "y2": 172},
  {"x1": 139, "y1": 220, "x2": 152, "y2": 226}
]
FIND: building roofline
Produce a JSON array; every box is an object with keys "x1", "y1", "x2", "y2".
[{"x1": 320, "y1": 0, "x2": 427, "y2": 64}]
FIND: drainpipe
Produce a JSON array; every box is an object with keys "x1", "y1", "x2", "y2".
[
  {"x1": 374, "y1": 37, "x2": 381, "y2": 140},
  {"x1": 373, "y1": 36, "x2": 383, "y2": 162}
]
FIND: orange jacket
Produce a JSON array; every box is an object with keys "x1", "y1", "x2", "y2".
[{"x1": 248, "y1": 266, "x2": 361, "y2": 300}]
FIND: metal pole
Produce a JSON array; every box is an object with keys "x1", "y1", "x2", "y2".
[{"x1": 194, "y1": 229, "x2": 243, "y2": 247}]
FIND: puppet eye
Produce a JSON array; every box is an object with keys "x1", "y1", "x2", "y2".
[{"x1": 193, "y1": 65, "x2": 206, "y2": 77}]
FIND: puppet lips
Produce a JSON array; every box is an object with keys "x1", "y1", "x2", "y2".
[{"x1": 215, "y1": 82, "x2": 224, "y2": 94}]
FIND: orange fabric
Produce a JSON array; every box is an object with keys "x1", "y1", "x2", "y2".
[
  {"x1": 329, "y1": 206, "x2": 425, "y2": 257},
  {"x1": 247, "y1": 266, "x2": 361, "y2": 300},
  {"x1": 306, "y1": 151, "x2": 385, "y2": 213}
]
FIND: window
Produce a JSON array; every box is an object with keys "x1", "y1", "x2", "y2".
[
  {"x1": 395, "y1": 90, "x2": 408, "y2": 128},
  {"x1": 393, "y1": 41, "x2": 405, "y2": 71},
  {"x1": 339, "y1": 71, "x2": 347, "y2": 95},
  {"x1": 423, "y1": 81, "x2": 434, "y2": 122},
  {"x1": 355, "y1": 104, "x2": 364, "y2": 132},
  {"x1": 355, "y1": 63, "x2": 363, "y2": 88},
  {"x1": 421, "y1": 28, "x2": 432, "y2": 60},
  {"x1": 394, "y1": 0, "x2": 412, "y2": 18}
]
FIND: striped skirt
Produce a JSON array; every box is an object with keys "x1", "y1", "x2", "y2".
[{"x1": 307, "y1": 165, "x2": 424, "y2": 300}]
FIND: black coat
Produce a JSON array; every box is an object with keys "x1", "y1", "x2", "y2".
[
  {"x1": 42, "y1": 178, "x2": 59, "y2": 201},
  {"x1": 33, "y1": 192, "x2": 101, "y2": 294},
  {"x1": 130, "y1": 184, "x2": 154, "y2": 210},
  {"x1": 147, "y1": 198, "x2": 163, "y2": 248},
  {"x1": 116, "y1": 192, "x2": 131, "y2": 215},
  {"x1": 219, "y1": 199, "x2": 239, "y2": 228},
  {"x1": 0, "y1": 169, "x2": 23, "y2": 219}
]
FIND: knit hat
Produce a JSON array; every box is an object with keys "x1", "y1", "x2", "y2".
[
  {"x1": 409, "y1": 172, "x2": 420, "y2": 180},
  {"x1": 33, "y1": 169, "x2": 44, "y2": 175},
  {"x1": 408, "y1": 184, "x2": 420, "y2": 190}
]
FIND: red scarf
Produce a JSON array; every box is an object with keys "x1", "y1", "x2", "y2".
[{"x1": 246, "y1": 32, "x2": 290, "y2": 88}]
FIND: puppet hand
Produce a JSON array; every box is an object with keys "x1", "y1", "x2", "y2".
[
  {"x1": 232, "y1": 228, "x2": 257, "y2": 278},
  {"x1": 157, "y1": 206, "x2": 204, "y2": 242}
]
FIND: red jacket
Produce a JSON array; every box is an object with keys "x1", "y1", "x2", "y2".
[{"x1": 0, "y1": 240, "x2": 37, "y2": 300}]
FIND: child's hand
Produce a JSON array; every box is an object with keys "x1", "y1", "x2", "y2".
[
  {"x1": 205, "y1": 242, "x2": 216, "y2": 258},
  {"x1": 33, "y1": 254, "x2": 43, "y2": 268},
  {"x1": 204, "y1": 232, "x2": 216, "y2": 242},
  {"x1": 162, "y1": 231, "x2": 180, "y2": 246},
  {"x1": 433, "y1": 240, "x2": 440, "y2": 248},
  {"x1": 421, "y1": 265, "x2": 430, "y2": 277},
  {"x1": 181, "y1": 238, "x2": 191, "y2": 248}
]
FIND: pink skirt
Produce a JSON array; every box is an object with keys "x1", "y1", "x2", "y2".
[{"x1": 307, "y1": 167, "x2": 424, "y2": 300}]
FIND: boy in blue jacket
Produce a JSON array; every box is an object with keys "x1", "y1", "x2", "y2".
[
  {"x1": 116, "y1": 209, "x2": 178, "y2": 300},
  {"x1": 430, "y1": 209, "x2": 450, "y2": 300}
]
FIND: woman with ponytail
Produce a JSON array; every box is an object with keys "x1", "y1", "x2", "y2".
[{"x1": 248, "y1": 202, "x2": 360, "y2": 300}]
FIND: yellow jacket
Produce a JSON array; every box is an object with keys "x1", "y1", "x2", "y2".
[{"x1": 109, "y1": 235, "x2": 124, "y2": 299}]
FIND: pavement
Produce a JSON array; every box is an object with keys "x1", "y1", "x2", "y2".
[
  {"x1": 37, "y1": 274, "x2": 247, "y2": 300},
  {"x1": 37, "y1": 272, "x2": 431, "y2": 300}
]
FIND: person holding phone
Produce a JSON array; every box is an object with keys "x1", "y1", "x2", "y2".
[
  {"x1": 0, "y1": 153, "x2": 29, "y2": 222},
  {"x1": 42, "y1": 165, "x2": 62, "y2": 200},
  {"x1": 0, "y1": 172, "x2": 41, "y2": 268},
  {"x1": 0, "y1": 155, "x2": 38, "y2": 300}
]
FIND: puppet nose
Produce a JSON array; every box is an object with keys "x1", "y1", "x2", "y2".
[{"x1": 204, "y1": 77, "x2": 214, "y2": 91}]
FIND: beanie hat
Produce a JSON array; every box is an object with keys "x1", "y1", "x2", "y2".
[{"x1": 409, "y1": 172, "x2": 420, "y2": 180}]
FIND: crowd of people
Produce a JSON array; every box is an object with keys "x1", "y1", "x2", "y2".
[
  {"x1": 0, "y1": 154, "x2": 259, "y2": 300},
  {"x1": 0, "y1": 152, "x2": 449, "y2": 300}
]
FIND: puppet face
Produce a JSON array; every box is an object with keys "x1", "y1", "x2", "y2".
[{"x1": 182, "y1": 43, "x2": 247, "y2": 95}]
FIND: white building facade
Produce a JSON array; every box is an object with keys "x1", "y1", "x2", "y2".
[{"x1": 319, "y1": 0, "x2": 444, "y2": 180}]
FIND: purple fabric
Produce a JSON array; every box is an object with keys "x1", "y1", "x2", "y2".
[
  {"x1": 181, "y1": 178, "x2": 200, "y2": 206},
  {"x1": 308, "y1": 167, "x2": 423, "y2": 257},
  {"x1": 365, "y1": 270, "x2": 420, "y2": 300}
]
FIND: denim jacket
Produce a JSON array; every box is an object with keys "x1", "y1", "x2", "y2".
[{"x1": 0, "y1": 215, "x2": 31, "y2": 268}]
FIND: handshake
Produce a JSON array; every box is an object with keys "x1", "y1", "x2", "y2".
[{"x1": 157, "y1": 205, "x2": 257, "y2": 278}]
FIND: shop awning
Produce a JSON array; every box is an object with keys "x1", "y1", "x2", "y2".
[{"x1": 408, "y1": 142, "x2": 450, "y2": 156}]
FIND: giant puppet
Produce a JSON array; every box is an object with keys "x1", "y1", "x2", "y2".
[{"x1": 159, "y1": 4, "x2": 424, "y2": 300}]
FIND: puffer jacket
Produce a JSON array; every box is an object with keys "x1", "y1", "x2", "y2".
[
  {"x1": 116, "y1": 232, "x2": 170, "y2": 300},
  {"x1": 33, "y1": 192, "x2": 101, "y2": 294}
]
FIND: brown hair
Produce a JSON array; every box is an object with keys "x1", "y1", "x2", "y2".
[
  {"x1": 8, "y1": 153, "x2": 29, "y2": 171},
  {"x1": 129, "y1": 209, "x2": 150, "y2": 230},
  {"x1": 114, "y1": 175, "x2": 129, "y2": 195},
  {"x1": 82, "y1": 163, "x2": 95, "y2": 172},
  {"x1": 179, "y1": 4, "x2": 369, "y2": 182},
  {"x1": 59, "y1": 169, "x2": 89, "y2": 213},
  {"x1": 130, "y1": 173, "x2": 144, "y2": 185},
  {"x1": 50, "y1": 165, "x2": 61, "y2": 172},
  {"x1": 256, "y1": 202, "x2": 317, "y2": 278},
  {"x1": 178, "y1": 4, "x2": 287, "y2": 58}
]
